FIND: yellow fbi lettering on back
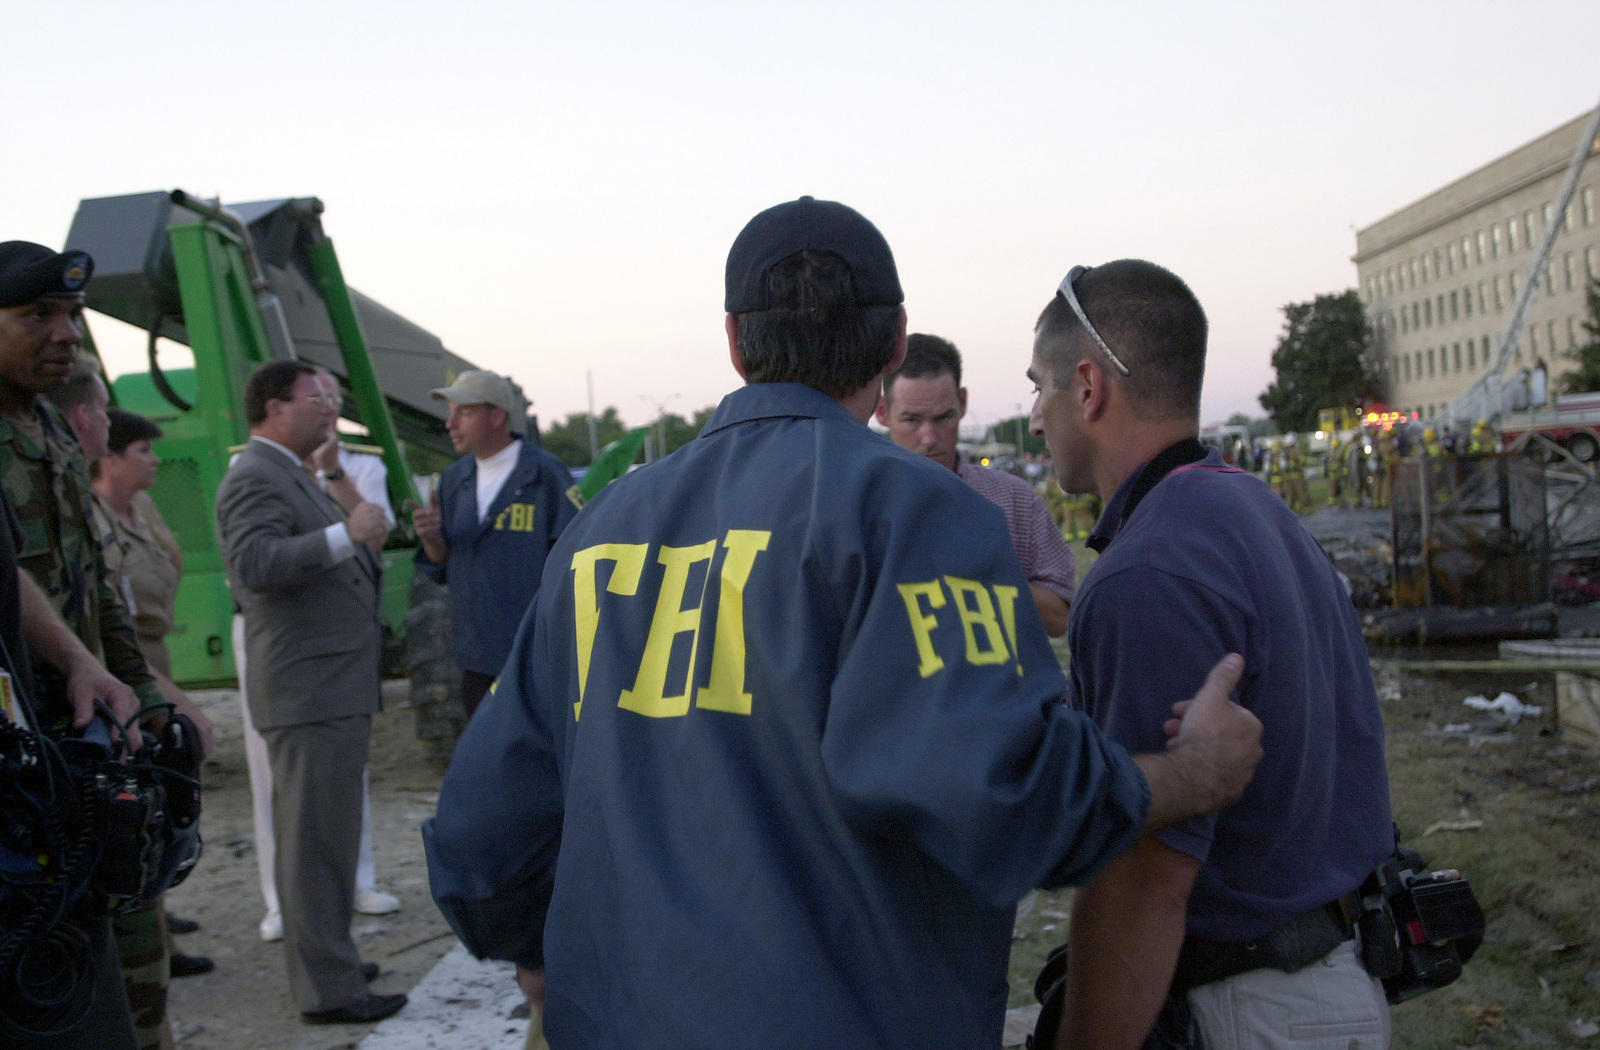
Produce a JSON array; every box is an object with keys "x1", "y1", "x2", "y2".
[
  {"x1": 897, "y1": 577, "x2": 1024, "y2": 678},
  {"x1": 570, "y1": 530, "x2": 771, "y2": 720}
]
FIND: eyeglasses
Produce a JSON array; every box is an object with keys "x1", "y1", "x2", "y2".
[
  {"x1": 1056, "y1": 266, "x2": 1131, "y2": 377},
  {"x1": 294, "y1": 394, "x2": 343, "y2": 410}
]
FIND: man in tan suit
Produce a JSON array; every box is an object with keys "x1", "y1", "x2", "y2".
[{"x1": 215, "y1": 360, "x2": 405, "y2": 1025}]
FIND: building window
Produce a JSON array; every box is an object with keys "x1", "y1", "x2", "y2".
[
  {"x1": 1572, "y1": 316, "x2": 1580, "y2": 349},
  {"x1": 1492, "y1": 226, "x2": 1502, "y2": 258},
  {"x1": 1546, "y1": 262, "x2": 1555, "y2": 296},
  {"x1": 1468, "y1": 341, "x2": 1476, "y2": 369},
  {"x1": 1434, "y1": 248, "x2": 1444, "y2": 278},
  {"x1": 1565, "y1": 252, "x2": 1575, "y2": 291},
  {"x1": 1544, "y1": 203, "x2": 1554, "y2": 231},
  {"x1": 1403, "y1": 356, "x2": 1411, "y2": 382},
  {"x1": 1526, "y1": 210, "x2": 1537, "y2": 246},
  {"x1": 1494, "y1": 276, "x2": 1503, "y2": 310},
  {"x1": 1565, "y1": 203, "x2": 1575, "y2": 233},
  {"x1": 1508, "y1": 220, "x2": 1519, "y2": 253},
  {"x1": 1425, "y1": 299, "x2": 1433, "y2": 327},
  {"x1": 1584, "y1": 187, "x2": 1595, "y2": 227},
  {"x1": 1410, "y1": 259, "x2": 1419, "y2": 287},
  {"x1": 1550, "y1": 321, "x2": 1559, "y2": 354},
  {"x1": 1510, "y1": 271, "x2": 1520, "y2": 299},
  {"x1": 1463, "y1": 285, "x2": 1473, "y2": 318},
  {"x1": 1427, "y1": 349, "x2": 1435, "y2": 377},
  {"x1": 1453, "y1": 343, "x2": 1462, "y2": 372},
  {"x1": 1483, "y1": 336, "x2": 1492, "y2": 365},
  {"x1": 1477, "y1": 282, "x2": 1487, "y2": 314},
  {"x1": 1449, "y1": 243, "x2": 1459, "y2": 273},
  {"x1": 1462, "y1": 236, "x2": 1473, "y2": 267},
  {"x1": 1450, "y1": 290, "x2": 1459, "y2": 320},
  {"x1": 1587, "y1": 246, "x2": 1598, "y2": 280},
  {"x1": 1531, "y1": 324, "x2": 1540, "y2": 356},
  {"x1": 1416, "y1": 350, "x2": 1423, "y2": 377},
  {"x1": 1476, "y1": 231, "x2": 1487, "y2": 263}
]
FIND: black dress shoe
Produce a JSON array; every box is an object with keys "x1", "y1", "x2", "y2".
[
  {"x1": 302, "y1": 992, "x2": 407, "y2": 1025},
  {"x1": 362, "y1": 962, "x2": 380, "y2": 982},
  {"x1": 169, "y1": 952, "x2": 214, "y2": 978},
  {"x1": 166, "y1": 915, "x2": 200, "y2": 935}
]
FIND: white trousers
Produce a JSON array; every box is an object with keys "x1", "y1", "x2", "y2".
[
  {"x1": 1186, "y1": 940, "x2": 1391, "y2": 1050},
  {"x1": 233, "y1": 615, "x2": 376, "y2": 914}
]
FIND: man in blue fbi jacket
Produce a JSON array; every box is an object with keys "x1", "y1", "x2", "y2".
[
  {"x1": 1030, "y1": 261, "x2": 1394, "y2": 1050},
  {"x1": 424, "y1": 198, "x2": 1264, "y2": 1049},
  {"x1": 412, "y1": 369, "x2": 583, "y2": 718}
]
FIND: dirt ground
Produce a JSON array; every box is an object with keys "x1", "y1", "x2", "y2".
[{"x1": 162, "y1": 681, "x2": 463, "y2": 1049}]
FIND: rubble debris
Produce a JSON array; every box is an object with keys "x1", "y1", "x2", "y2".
[
  {"x1": 1364, "y1": 603, "x2": 1558, "y2": 644},
  {"x1": 1463, "y1": 692, "x2": 1544, "y2": 724},
  {"x1": 1463, "y1": 1003, "x2": 1507, "y2": 1030},
  {"x1": 1423, "y1": 819, "x2": 1486, "y2": 837}
]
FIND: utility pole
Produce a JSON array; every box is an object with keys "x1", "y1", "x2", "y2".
[
  {"x1": 586, "y1": 370, "x2": 599, "y2": 462},
  {"x1": 639, "y1": 392, "x2": 680, "y2": 463}
]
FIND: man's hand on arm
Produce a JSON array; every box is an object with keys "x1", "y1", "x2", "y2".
[
  {"x1": 408, "y1": 490, "x2": 448, "y2": 564},
  {"x1": 1134, "y1": 654, "x2": 1260, "y2": 831},
  {"x1": 1061, "y1": 837, "x2": 1200, "y2": 1050},
  {"x1": 17, "y1": 570, "x2": 142, "y2": 749},
  {"x1": 1030, "y1": 583, "x2": 1071, "y2": 637}
]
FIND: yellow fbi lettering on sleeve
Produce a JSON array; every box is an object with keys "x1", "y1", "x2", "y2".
[
  {"x1": 897, "y1": 577, "x2": 1024, "y2": 678},
  {"x1": 570, "y1": 530, "x2": 770, "y2": 721}
]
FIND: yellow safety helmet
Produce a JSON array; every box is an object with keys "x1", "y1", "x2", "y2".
[{"x1": 1423, "y1": 427, "x2": 1437, "y2": 441}]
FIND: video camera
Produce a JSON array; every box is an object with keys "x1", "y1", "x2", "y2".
[{"x1": 0, "y1": 696, "x2": 202, "y2": 1037}]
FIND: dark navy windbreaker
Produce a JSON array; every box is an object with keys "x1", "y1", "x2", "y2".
[
  {"x1": 414, "y1": 438, "x2": 583, "y2": 676},
  {"x1": 425, "y1": 383, "x2": 1149, "y2": 1049}
]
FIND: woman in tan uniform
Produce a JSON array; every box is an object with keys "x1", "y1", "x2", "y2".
[
  {"x1": 92, "y1": 411, "x2": 183, "y2": 676},
  {"x1": 91, "y1": 408, "x2": 216, "y2": 982}
]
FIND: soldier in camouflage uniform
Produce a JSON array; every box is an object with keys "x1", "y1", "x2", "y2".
[{"x1": 0, "y1": 241, "x2": 174, "y2": 1050}]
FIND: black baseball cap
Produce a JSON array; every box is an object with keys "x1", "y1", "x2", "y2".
[
  {"x1": 724, "y1": 197, "x2": 902, "y2": 314},
  {"x1": 0, "y1": 242, "x2": 94, "y2": 309}
]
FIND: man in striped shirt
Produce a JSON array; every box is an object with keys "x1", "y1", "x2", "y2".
[{"x1": 877, "y1": 334, "x2": 1076, "y2": 635}]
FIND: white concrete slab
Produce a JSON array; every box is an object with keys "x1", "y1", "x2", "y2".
[{"x1": 360, "y1": 942, "x2": 529, "y2": 1050}]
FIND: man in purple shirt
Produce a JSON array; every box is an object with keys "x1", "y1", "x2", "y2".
[
  {"x1": 1028, "y1": 260, "x2": 1392, "y2": 1050},
  {"x1": 877, "y1": 333, "x2": 1075, "y2": 635}
]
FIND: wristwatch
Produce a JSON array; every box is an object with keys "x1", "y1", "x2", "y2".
[{"x1": 325, "y1": 467, "x2": 347, "y2": 481}]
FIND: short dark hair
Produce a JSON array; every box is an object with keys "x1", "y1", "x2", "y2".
[
  {"x1": 1034, "y1": 259, "x2": 1207, "y2": 420},
  {"x1": 106, "y1": 408, "x2": 162, "y2": 454},
  {"x1": 883, "y1": 333, "x2": 961, "y2": 403},
  {"x1": 244, "y1": 360, "x2": 318, "y2": 425},
  {"x1": 46, "y1": 351, "x2": 105, "y2": 414},
  {"x1": 733, "y1": 250, "x2": 901, "y2": 399}
]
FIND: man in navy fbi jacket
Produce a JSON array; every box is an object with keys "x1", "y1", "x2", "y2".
[
  {"x1": 424, "y1": 198, "x2": 1264, "y2": 1049},
  {"x1": 412, "y1": 369, "x2": 583, "y2": 718}
]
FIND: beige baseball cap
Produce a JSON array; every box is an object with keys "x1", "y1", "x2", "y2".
[{"x1": 430, "y1": 369, "x2": 515, "y2": 412}]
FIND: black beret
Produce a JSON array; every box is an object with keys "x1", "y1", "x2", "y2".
[
  {"x1": 725, "y1": 197, "x2": 902, "y2": 314},
  {"x1": 0, "y1": 241, "x2": 94, "y2": 309},
  {"x1": 106, "y1": 408, "x2": 163, "y2": 455}
]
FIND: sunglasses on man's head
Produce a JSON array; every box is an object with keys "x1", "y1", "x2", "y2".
[{"x1": 1056, "y1": 266, "x2": 1131, "y2": 377}]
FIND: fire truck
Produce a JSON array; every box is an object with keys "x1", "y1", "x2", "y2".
[{"x1": 1497, "y1": 391, "x2": 1600, "y2": 462}]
